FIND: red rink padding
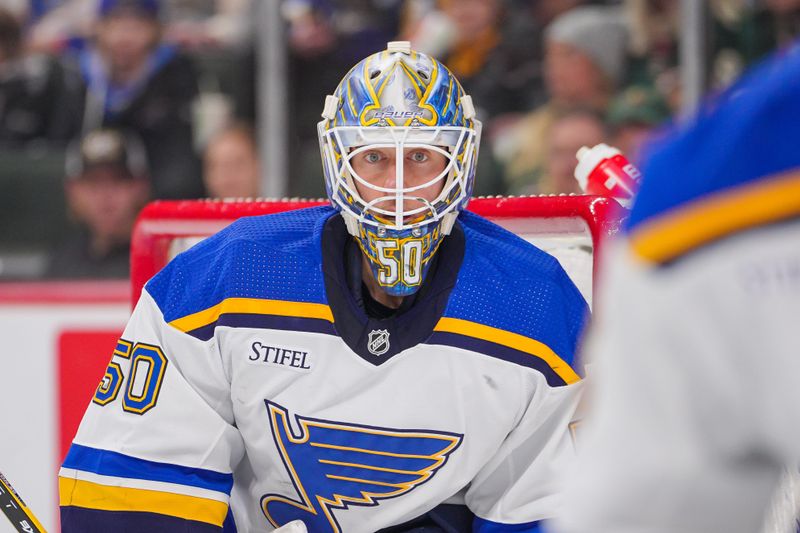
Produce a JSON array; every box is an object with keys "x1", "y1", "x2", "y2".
[
  {"x1": 131, "y1": 196, "x2": 625, "y2": 305},
  {"x1": 58, "y1": 329, "x2": 124, "y2": 462}
]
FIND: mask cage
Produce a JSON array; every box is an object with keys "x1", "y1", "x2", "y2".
[{"x1": 319, "y1": 124, "x2": 481, "y2": 231}]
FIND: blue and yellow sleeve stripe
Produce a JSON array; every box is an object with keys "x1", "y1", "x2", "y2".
[
  {"x1": 59, "y1": 477, "x2": 229, "y2": 527},
  {"x1": 629, "y1": 168, "x2": 800, "y2": 264},
  {"x1": 60, "y1": 444, "x2": 233, "y2": 528}
]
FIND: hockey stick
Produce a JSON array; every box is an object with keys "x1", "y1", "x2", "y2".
[{"x1": 0, "y1": 471, "x2": 46, "y2": 533}]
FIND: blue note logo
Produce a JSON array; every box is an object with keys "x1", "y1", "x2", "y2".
[{"x1": 261, "y1": 401, "x2": 463, "y2": 533}]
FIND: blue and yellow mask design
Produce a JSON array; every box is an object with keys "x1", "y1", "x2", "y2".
[{"x1": 318, "y1": 42, "x2": 481, "y2": 296}]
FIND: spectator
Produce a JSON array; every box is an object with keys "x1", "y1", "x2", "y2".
[
  {"x1": 539, "y1": 108, "x2": 607, "y2": 195},
  {"x1": 0, "y1": 7, "x2": 72, "y2": 146},
  {"x1": 622, "y1": 0, "x2": 800, "y2": 110},
  {"x1": 46, "y1": 128, "x2": 150, "y2": 279},
  {"x1": 59, "y1": 0, "x2": 204, "y2": 199},
  {"x1": 606, "y1": 85, "x2": 670, "y2": 162},
  {"x1": 762, "y1": 0, "x2": 800, "y2": 47},
  {"x1": 624, "y1": 0, "x2": 680, "y2": 98},
  {"x1": 399, "y1": 0, "x2": 458, "y2": 59},
  {"x1": 162, "y1": 0, "x2": 254, "y2": 51},
  {"x1": 711, "y1": 0, "x2": 800, "y2": 88},
  {"x1": 25, "y1": 0, "x2": 254, "y2": 54},
  {"x1": 203, "y1": 121, "x2": 260, "y2": 198},
  {"x1": 403, "y1": 0, "x2": 556, "y2": 195},
  {"x1": 282, "y1": 0, "x2": 404, "y2": 196},
  {"x1": 500, "y1": 5, "x2": 628, "y2": 194},
  {"x1": 407, "y1": 0, "x2": 545, "y2": 121},
  {"x1": 25, "y1": 0, "x2": 96, "y2": 54},
  {"x1": 532, "y1": 0, "x2": 592, "y2": 27}
]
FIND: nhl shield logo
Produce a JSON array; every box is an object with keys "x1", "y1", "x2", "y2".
[{"x1": 367, "y1": 329, "x2": 390, "y2": 356}]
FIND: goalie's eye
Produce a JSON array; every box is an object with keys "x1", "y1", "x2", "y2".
[
  {"x1": 408, "y1": 150, "x2": 429, "y2": 163},
  {"x1": 363, "y1": 151, "x2": 383, "y2": 164}
]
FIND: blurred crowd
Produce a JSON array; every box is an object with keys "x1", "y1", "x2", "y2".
[{"x1": 0, "y1": 0, "x2": 798, "y2": 280}]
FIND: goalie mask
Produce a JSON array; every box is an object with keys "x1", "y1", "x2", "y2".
[{"x1": 318, "y1": 41, "x2": 481, "y2": 297}]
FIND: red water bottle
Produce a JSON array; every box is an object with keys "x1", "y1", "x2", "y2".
[{"x1": 574, "y1": 143, "x2": 641, "y2": 207}]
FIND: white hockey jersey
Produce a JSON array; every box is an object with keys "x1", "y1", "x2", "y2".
[
  {"x1": 59, "y1": 207, "x2": 588, "y2": 533},
  {"x1": 555, "y1": 44, "x2": 800, "y2": 533}
]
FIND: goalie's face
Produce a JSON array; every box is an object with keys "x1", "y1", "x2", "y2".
[{"x1": 350, "y1": 146, "x2": 448, "y2": 219}]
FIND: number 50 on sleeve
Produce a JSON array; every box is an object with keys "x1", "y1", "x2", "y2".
[{"x1": 93, "y1": 339, "x2": 168, "y2": 416}]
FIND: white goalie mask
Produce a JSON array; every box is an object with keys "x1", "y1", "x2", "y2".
[{"x1": 318, "y1": 42, "x2": 481, "y2": 296}]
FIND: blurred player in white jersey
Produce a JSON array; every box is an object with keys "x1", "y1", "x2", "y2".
[
  {"x1": 59, "y1": 42, "x2": 589, "y2": 532},
  {"x1": 554, "y1": 43, "x2": 800, "y2": 533}
]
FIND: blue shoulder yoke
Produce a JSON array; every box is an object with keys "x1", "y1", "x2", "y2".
[{"x1": 146, "y1": 206, "x2": 337, "y2": 324}]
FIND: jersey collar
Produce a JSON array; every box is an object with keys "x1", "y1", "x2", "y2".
[{"x1": 321, "y1": 214, "x2": 465, "y2": 366}]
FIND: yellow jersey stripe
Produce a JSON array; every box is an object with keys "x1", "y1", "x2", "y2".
[
  {"x1": 630, "y1": 169, "x2": 800, "y2": 263},
  {"x1": 58, "y1": 477, "x2": 228, "y2": 526},
  {"x1": 169, "y1": 297, "x2": 334, "y2": 333},
  {"x1": 433, "y1": 317, "x2": 580, "y2": 384}
]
